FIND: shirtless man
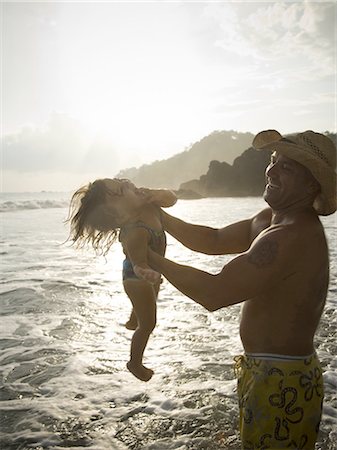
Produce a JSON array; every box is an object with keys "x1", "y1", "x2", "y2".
[{"x1": 137, "y1": 130, "x2": 336, "y2": 449}]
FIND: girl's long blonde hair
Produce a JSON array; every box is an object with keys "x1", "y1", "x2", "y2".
[{"x1": 67, "y1": 179, "x2": 119, "y2": 256}]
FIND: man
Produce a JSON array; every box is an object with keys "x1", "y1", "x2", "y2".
[{"x1": 136, "y1": 130, "x2": 336, "y2": 449}]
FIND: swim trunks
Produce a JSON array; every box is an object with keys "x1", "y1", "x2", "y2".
[
  {"x1": 119, "y1": 222, "x2": 166, "y2": 281},
  {"x1": 234, "y1": 353, "x2": 324, "y2": 449}
]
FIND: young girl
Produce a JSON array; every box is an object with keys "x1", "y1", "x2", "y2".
[{"x1": 68, "y1": 178, "x2": 177, "y2": 381}]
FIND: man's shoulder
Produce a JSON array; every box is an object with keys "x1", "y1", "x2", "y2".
[
  {"x1": 247, "y1": 225, "x2": 301, "y2": 271},
  {"x1": 263, "y1": 210, "x2": 321, "y2": 239},
  {"x1": 259, "y1": 221, "x2": 299, "y2": 241},
  {"x1": 250, "y1": 207, "x2": 272, "y2": 241},
  {"x1": 253, "y1": 207, "x2": 272, "y2": 221},
  {"x1": 252, "y1": 221, "x2": 301, "y2": 257}
]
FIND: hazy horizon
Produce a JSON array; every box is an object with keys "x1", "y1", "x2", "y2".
[{"x1": 1, "y1": 1, "x2": 336, "y2": 192}]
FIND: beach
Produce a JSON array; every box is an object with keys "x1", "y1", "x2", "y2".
[{"x1": 1, "y1": 194, "x2": 336, "y2": 450}]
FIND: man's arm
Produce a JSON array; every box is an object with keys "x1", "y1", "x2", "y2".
[
  {"x1": 148, "y1": 226, "x2": 293, "y2": 310},
  {"x1": 161, "y1": 208, "x2": 272, "y2": 255}
]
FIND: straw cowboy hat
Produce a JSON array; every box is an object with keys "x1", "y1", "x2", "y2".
[{"x1": 252, "y1": 130, "x2": 336, "y2": 216}]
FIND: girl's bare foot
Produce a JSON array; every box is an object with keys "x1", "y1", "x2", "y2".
[{"x1": 126, "y1": 361, "x2": 154, "y2": 382}]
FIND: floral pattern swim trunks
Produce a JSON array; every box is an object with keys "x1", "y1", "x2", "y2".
[{"x1": 234, "y1": 353, "x2": 324, "y2": 449}]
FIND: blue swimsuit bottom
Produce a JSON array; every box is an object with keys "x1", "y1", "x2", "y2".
[
  {"x1": 122, "y1": 258, "x2": 138, "y2": 280},
  {"x1": 120, "y1": 222, "x2": 166, "y2": 281}
]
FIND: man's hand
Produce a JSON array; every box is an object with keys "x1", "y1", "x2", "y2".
[{"x1": 133, "y1": 264, "x2": 161, "y2": 284}]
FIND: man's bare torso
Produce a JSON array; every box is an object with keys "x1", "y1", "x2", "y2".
[{"x1": 240, "y1": 208, "x2": 329, "y2": 356}]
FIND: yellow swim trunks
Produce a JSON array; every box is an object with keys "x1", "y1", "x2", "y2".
[{"x1": 234, "y1": 353, "x2": 324, "y2": 450}]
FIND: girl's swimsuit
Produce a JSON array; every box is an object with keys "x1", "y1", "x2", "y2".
[{"x1": 119, "y1": 222, "x2": 166, "y2": 280}]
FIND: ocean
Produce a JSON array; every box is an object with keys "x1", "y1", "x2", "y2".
[{"x1": 1, "y1": 193, "x2": 336, "y2": 450}]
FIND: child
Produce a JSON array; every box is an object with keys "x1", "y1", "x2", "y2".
[{"x1": 68, "y1": 178, "x2": 177, "y2": 381}]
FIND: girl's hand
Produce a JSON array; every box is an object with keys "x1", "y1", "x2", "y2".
[
  {"x1": 137, "y1": 188, "x2": 177, "y2": 207},
  {"x1": 133, "y1": 264, "x2": 161, "y2": 284}
]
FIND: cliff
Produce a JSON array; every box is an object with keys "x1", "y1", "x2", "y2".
[{"x1": 179, "y1": 147, "x2": 271, "y2": 197}]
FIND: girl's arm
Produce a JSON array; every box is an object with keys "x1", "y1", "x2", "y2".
[
  {"x1": 122, "y1": 227, "x2": 161, "y2": 283},
  {"x1": 138, "y1": 188, "x2": 177, "y2": 208}
]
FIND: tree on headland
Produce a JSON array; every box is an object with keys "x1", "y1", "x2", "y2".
[{"x1": 116, "y1": 130, "x2": 254, "y2": 190}]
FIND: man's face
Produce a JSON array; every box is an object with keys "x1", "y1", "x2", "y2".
[{"x1": 263, "y1": 152, "x2": 318, "y2": 211}]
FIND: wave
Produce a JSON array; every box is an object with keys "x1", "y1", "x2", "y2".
[{"x1": 0, "y1": 199, "x2": 69, "y2": 212}]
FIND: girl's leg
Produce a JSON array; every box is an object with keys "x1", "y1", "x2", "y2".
[{"x1": 123, "y1": 279, "x2": 160, "y2": 381}]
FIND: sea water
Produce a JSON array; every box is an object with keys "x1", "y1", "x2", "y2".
[{"x1": 0, "y1": 193, "x2": 336, "y2": 450}]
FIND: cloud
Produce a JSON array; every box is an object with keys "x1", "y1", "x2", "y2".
[
  {"x1": 204, "y1": 2, "x2": 335, "y2": 79},
  {"x1": 1, "y1": 113, "x2": 124, "y2": 174},
  {"x1": 3, "y1": 113, "x2": 84, "y2": 172},
  {"x1": 196, "y1": 0, "x2": 335, "y2": 130}
]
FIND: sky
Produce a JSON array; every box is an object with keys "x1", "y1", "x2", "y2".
[{"x1": 1, "y1": 0, "x2": 336, "y2": 192}]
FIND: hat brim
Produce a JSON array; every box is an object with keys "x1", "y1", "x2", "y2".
[{"x1": 254, "y1": 136, "x2": 336, "y2": 216}]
